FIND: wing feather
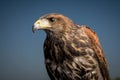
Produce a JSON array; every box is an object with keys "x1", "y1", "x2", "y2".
[{"x1": 82, "y1": 26, "x2": 110, "y2": 80}]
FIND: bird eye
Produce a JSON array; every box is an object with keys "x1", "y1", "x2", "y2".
[{"x1": 49, "y1": 17, "x2": 56, "y2": 22}]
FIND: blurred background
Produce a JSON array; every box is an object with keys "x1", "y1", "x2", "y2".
[{"x1": 0, "y1": 0, "x2": 120, "y2": 80}]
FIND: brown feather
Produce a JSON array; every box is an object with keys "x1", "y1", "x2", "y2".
[{"x1": 82, "y1": 26, "x2": 110, "y2": 80}]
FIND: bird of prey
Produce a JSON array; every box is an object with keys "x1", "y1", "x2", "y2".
[{"x1": 32, "y1": 13, "x2": 110, "y2": 80}]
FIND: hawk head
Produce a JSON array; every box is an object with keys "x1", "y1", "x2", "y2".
[{"x1": 32, "y1": 13, "x2": 74, "y2": 34}]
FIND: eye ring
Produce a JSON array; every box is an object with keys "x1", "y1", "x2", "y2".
[{"x1": 49, "y1": 17, "x2": 56, "y2": 22}]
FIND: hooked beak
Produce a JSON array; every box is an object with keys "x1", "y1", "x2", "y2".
[{"x1": 32, "y1": 19, "x2": 51, "y2": 33}]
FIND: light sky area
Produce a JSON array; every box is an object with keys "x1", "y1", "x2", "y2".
[{"x1": 0, "y1": 0, "x2": 120, "y2": 80}]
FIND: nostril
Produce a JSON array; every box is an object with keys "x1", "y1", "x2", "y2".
[
  {"x1": 35, "y1": 20, "x2": 40, "y2": 24},
  {"x1": 37, "y1": 22, "x2": 40, "y2": 24}
]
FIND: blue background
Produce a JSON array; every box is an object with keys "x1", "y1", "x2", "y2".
[{"x1": 0, "y1": 0, "x2": 120, "y2": 80}]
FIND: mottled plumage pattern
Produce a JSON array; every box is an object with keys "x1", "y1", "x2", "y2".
[{"x1": 32, "y1": 13, "x2": 110, "y2": 80}]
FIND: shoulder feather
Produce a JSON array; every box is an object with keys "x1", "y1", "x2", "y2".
[{"x1": 82, "y1": 26, "x2": 110, "y2": 80}]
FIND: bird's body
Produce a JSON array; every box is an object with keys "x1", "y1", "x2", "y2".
[{"x1": 32, "y1": 13, "x2": 110, "y2": 80}]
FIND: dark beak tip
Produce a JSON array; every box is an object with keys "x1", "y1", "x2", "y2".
[
  {"x1": 32, "y1": 30, "x2": 35, "y2": 33},
  {"x1": 32, "y1": 26, "x2": 35, "y2": 33}
]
